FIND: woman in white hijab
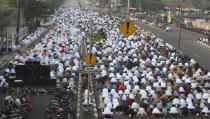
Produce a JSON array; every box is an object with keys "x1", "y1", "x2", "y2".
[{"x1": 102, "y1": 107, "x2": 113, "y2": 117}]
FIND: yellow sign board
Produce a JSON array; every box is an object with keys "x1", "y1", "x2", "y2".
[
  {"x1": 119, "y1": 19, "x2": 137, "y2": 37},
  {"x1": 84, "y1": 51, "x2": 96, "y2": 66}
]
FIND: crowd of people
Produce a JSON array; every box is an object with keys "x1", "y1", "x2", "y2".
[
  {"x1": 198, "y1": 37, "x2": 210, "y2": 44},
  {"x1": 0, "y1": 0, "x2": 210, "y2": 118},
  {"x1": 86, "y1": 4, "x2": 210, "y2": 119},
  {"x1": 19, "y1": 27, "x2": 46, "y2": 47},
  {"x1": 2, "y1": 0, "x2": 83, "y2": 87}
]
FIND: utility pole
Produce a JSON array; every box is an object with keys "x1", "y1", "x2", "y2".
[
  {"x1": 16, "y1": 0, "x2": 20, "y2": 45},
  {"x1": 177, "y1": 0, "x2": 183, "y2": 60},
  {"x1": 127, "y1": 0, "x2": 130, "y2": 13},
  {"x1": 5, "y1": 27, "x2": 8, "y2": 52},
  {"x1": 136, "y1": 0, "x2": 138, "y2": 12}
]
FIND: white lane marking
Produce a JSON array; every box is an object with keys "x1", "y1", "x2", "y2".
[{"x1": 193, "y1": 53, "x2": 200, "y2": 58}]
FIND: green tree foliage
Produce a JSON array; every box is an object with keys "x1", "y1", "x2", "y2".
[
  {"x1": 193, "y1": 0, "x2": 210, "y2": 11},
  {"x1": 3, "y1": 0, "x2": 65, "y2": 22},
  {"x1": 0, "y1": 6, "x2": 14, "y2": 30},
  {"x1": 138, "y1": 0, "x2": 165, "y2": 12}
]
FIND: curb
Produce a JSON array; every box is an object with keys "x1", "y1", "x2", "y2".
[
  {"x1": 0, "y1": 52, "x2": 18, "y2": 70},
  {"x1": 196, "y1": 40, "x2": 210, "y2": 49}
]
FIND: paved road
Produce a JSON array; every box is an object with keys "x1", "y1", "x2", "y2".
[
  {"x1": 76, "y1": 37, "x2": 96, "y2": 119},
  {"x1": 0, "y1": 92, "x2": 53, "y2": 119},
  {"x1": 27, "y1": 94, "x2": 53, "y2": 119},
  {"x1": 135, "y1": 21, "x2": 210, "y2": 70}
]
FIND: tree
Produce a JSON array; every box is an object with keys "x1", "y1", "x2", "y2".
[
  {"x1": 138, "y1": 0, "x2": 165, "y2": 13},
  {"x1": 193, "y1": 0, "x2": 210, "y2": 11},
  {"x1": 0, "y1": 6, "x2": 14, "y2": 31},
  {"x1": 3, "y1": 0, "x2": 65, "y2": 23}
]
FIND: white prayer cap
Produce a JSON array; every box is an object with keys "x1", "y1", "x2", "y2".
[
  {"x1": 110, "y1": 89, "x2": 116, "y2": 95},
  {"x1": 129, "y1": 94, "x2": 135, "y2": 99},
  {"x1": 196, "y1": 93, "x2": 202, "y2": 99},
  {"x1": 134, "y1": 85, "x2": 140, "y2": 90},
  {"x1": 114, "y1": 93, "x2": 120, "y2": 99},
  {"x1": 131, "y1": 102, "x2": 139, "y2": 109},
  {"x1": 122, "y1": 95, "x2": 127, "y2": 101},
  {"x1": 126, "y1": 85, "x2": 132, "y2": 90},
  {"x1": 138, "y1": 108, "x2": 146, "y2": 115},
  {"x1": 146, "y1": 86, "x2": 152, "y2": 91},
  {"x1": 187, "y1": 103, "x2": 195, "y2": 109},
  {"x1": 110, "y1": 78, "x2": 117, "y2": 83},
  {"x1": 152, "y1": 107, "x2": 161, "y2": 114},
  {"x1": 169, "y1": 107, "x2": 178, "y2": 114},
  {"x1": 118, "y1": 90, "x2": 123, "y2": 95},
  {"x1": 186, "y1": 98, "x2": 192, "y2": 104},
  {"x1": 109, "y1": 73, "x2": 115, "y2": 78},
  {"x1": 187, "y1": 93, "x2": 194, "y2": 99},
  {"x1": 172, "y1": 98, "x2": 180, "y2": 105},
  {"x1": 124, "y1": 89, "x2": 130, "y2": 95},
  {"x1": 202, "y1": 106, "x2": 210, "y2": 114},
  {"x1": 165, "y1": 90, "x2": 172, "y2": 96},
  {"x1": 202, "y1": 93, "x2": 209, "y2": 99},
  {"x1": 179, "y1": 87, "x2": 185, "y2": 92},
  {"x1": 63, "y1": 78, "x2": 67, "y2": 83}
]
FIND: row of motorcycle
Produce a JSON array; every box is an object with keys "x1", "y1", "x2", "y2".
[
  {"x1": 44, "y1": 90, "x2": 75, "y2": 119},
  {"x1": 0, "y1": 95, "x2": 32, "y2": 119}
]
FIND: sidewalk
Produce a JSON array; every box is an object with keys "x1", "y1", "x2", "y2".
[
  {"x1": 0, "y1": 52, "x2": 18, "y2": 74},
  {"x1": 0, "y1": 25, "x2": 55, "y2": 75}
]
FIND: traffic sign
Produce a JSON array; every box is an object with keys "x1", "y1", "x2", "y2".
[
  {"x1": 84, "y1": 51, "x2": 96, "y2": 66},
  {"x1": 85, "y1": 67, "x2": 95, "y2": 73},
  {"x1": 119, "y1": 19, "x2": 137, "y2": 37}
]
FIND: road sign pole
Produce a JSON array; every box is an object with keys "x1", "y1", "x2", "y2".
[
  {"x1": 87, "y1": 73, "x2": 91, "y2": 111},
  {"x1": 90, "y1": 19, "x2": 93, "y2": 51},
  {"x1": 87, "y1": 19, "x2": 93, "y2": 112}
]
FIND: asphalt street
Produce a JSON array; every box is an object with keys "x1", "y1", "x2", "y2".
[
  {"x1": 135, "y1": 22, "x2": 210, "y2": 71},
  {"x1": 27, "y1": 94, "x2": 53, "y2": 119}
]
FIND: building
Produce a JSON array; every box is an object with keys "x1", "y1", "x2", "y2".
[{"x1": 163, "y1": 0, "x2": 195, "y2": 10}]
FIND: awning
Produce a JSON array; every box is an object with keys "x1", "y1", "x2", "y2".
[{"x1": 129, "y1": 8, "x2": 136, "y2": 10}]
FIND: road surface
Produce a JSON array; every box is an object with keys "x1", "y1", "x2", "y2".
[{"x1": 135, "y1": 22, "x2": 210, "y2": 71}]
